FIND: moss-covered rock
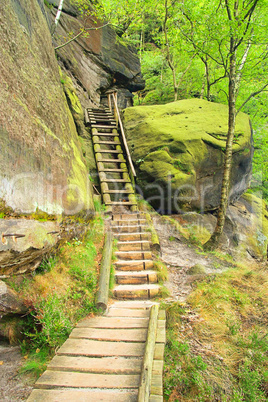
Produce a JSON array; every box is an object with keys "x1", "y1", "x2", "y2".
[
  {"x1": 123, "y1": 99, "x2": 253, "y2": 212},
  {"x1": 0, "y1": 0, "x2": 94, "y2": 215},
  {"x1": 187, "y1": 264, "x2": 206, "y2": 275}
]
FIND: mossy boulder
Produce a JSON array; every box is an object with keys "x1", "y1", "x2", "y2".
[
  {"x1": 187, "y1": 264, "x2": 206, "y2": 275},
  {"x1": 123, "y1": 99, "x2": 253, "y2": 212}
]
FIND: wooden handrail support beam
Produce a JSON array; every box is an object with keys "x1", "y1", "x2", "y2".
[
  {"x1": 96, "y1": 231, "x2": 113, "y2": 311},
  {"x1": 138, "y1": 304, "x2": 159, "y2": 402},
  {"x1": 105, "y1": 90, "x2": 136, "y2": 178},
  {"x1": 112, "y1": 92, "x2": 136, "y2": 178}
]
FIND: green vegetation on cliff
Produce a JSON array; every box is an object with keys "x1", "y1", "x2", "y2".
[{"x1": 5, "y1": 216, "x2": 104, "y2": 377}]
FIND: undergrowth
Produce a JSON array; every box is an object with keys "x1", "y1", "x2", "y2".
[
  {"x1": 7, "y1": 215, "x2": 104, "y2": 379},
  {"x1": 163, "y1": 263, "x2": 268, "y2": 401}
]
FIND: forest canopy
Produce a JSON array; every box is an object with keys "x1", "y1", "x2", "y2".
[{"x1": 97, "y1": 0, "x2": 268, "y2": 201}]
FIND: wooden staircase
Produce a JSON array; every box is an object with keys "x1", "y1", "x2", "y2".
[
  {"x1": 86, "y1": 107, "x2": 138, "y2": 214},
  {"x1": 86, "y1": 101, "x2": 160, "y2": 300}
]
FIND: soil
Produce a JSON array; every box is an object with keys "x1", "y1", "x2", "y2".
[
  {"x1": 0, "y1": 341, "x2": 33, "y2": 401},
  {"x1": 153, "y1": 216, "x2": 234, "y2": 302}
]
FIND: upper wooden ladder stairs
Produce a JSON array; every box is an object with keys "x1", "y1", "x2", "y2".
[{"x1": 27, "y1": 91, "x2": 165, "y2": 402}]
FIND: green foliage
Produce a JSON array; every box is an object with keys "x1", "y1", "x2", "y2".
[
  {"x1": 12, "y1": 216, "x2": 104, "y2": 378},
  {"x1": 164, "y1": 259, "x2": 268, "y2": 400}
]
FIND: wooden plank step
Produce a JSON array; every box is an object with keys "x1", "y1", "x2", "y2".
[
  {"x1": 103, "y1": 189, "x2": 133, "y2": 194},
  {"x1": 117, "y1": 241, "x2": 151, "y2": 252},
  {"x1": 115, "y1": 270, "x2": 158, "y2": 285},
  {"x1": 115, "y1": 250, "x2": 152, "y2": 260},
  {"x1": 91, "y1": 125, "x2": 117, "y2": 129},
  {"x1": 111, "y1": 219, "x2": 147, "y2": 225},
  {"x1": 111, "y1": 225, "x2": 147, "y2": 233},
  {"x1": 111, "y1": 301, "x2": 157, "y2": 309},
  {"x1": 113, "y1": 232, "x2": 151, "y2": 241},
  {"x1": 99, "y1": 168, "x2": 126, "y2": 172},
  {"x1": 103, "y1": 178, "x2": 131, "y2": 183},
  {"x1": 90, "y1": 117, "x2": 115, "y2": 121},
  {"x1": 94, "y1": 133, "x2": 119, "y2": 137},
  {"x1": 106, "y1": 201, "x2": 137, "y2": 206},
  {"x1": 57, "y1": 339, "x2": 145, "y2": 357},
  {"x1": 115, "y1": 259, "x2": 154, "y2": 271},
  {"x1": 77, "y1": 317, "x2": 149, "y2": 329},
  {"x1": 35, "y1": 370, "x2": 140, "y2": 389},
  {"x1": 70, "y1": 328, "x2": 148, "y2": 342},
  {"x1": 113, "y1": 284, "x2": 160, "y2": 299},
  {"x1": 106, "y1": 308, "x2": 150, "y2": 318},
  {"x1": 47, "y1": 355, "x2": 142, "y2": 374},
  {"x1": 113, "y1": 213, "x2": 146, "y2": 219},
  {"x1": 28, "y1": 389, "x2": 138, "y2": 402},
  {"x1": 98, "y1": 149, "x2": 123, "y2": 153},
  {"x1": 99, "y1": 159, "x2": 126, "y2": 163},
  {"x1": 93, "y1": 140, "x2": 120, "y2": 145}
]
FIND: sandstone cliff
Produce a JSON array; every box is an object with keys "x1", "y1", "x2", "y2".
[{"x1": 0, "y1": 0, "x2": 144, "y2": 216}]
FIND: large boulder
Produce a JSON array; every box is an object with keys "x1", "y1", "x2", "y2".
[
  {"x1": 0, "y1": 0, "x2": 95, "y2": 215},
  {"x1": 123, "y1": 99, "x2": 253, "y2": 212}
]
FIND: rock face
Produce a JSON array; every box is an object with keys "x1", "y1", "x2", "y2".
[
  {"x1": 0, "y1": 280, "x2": 27, "y2": 319},
  {"x1": 45, "y1": 0, "x2": 145, "y2": 108},
  {"x1": 181, "y1": 193, "x2": 268, "y2": 260},
  {"x1": 0, "y1": 0, "x2": 144, "y2": 215},
  {"x1": 0, "y1": 219, "x2": 59, "y2": 277},
  {"x1": 123, "y1": 99, "x2": 253, "y2": 212},
  {"x1": 0, "y1": 0, "x2": 95, "y2": 215}
]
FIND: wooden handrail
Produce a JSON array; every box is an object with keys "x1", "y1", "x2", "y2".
[{"x1": 106, "y1": 91, "x2": 136, "y2": 178}]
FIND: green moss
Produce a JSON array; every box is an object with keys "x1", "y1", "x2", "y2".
[{"x1": 187, "y1": 264, "x2": 206, "y2": 275}]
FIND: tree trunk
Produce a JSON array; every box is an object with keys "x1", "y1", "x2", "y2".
[{"x1": 204, "y1": 44, "x2": 236, "y2": 250}]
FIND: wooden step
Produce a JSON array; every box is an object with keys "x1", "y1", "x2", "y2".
[
  {"x1": 115, "y1": 250, "x2": 152, "y2": 260},
  {"x1": 77, "y1": 317, "x2": 149, "y2": 329},
  {"x1": 111, "y1": 219, "x2": 147, "y2": 226},
  {"x1": 48, "y1": 355, "x2": 142, "y2": 374},
  {"x1": 106, "y1": 201, "x2": 137, "y2": 206},
  {"x1": 34, "y1": 370, "x2": 140, "y2": 389},
  {"x1": 111, "y1": 225, "x2": 147, "y2": 233},
  {"x1": 70, "y1": 328, "x2": 148, "y2": 342},
  {"x1": 113, "y1": 213, "x2": 146, "y2": 220},
  {"x1": 94, "y1": 133, "x2": 119, "y2": 137},
  {"x1": 113, "y1": 284, "x2": 160, "y2": 299},
  {"x1": 103, "y1": 189, "x2": 134, "y2": 194},
  {"x1": 93, "y1": 140, "x2": 120, "y2": 145},
  {"x1": 99, "y1": 168, "x2": 127, "y2": 172},
  {"x1": 113, "y1": 232, "x2": 151, "y2": 241},
  {"x1": 28, "y1": 389, "x2": 138, "y2": 402},
  {"x1": 115, "y1": 270, "x2": 158, "y2": 285},
  {"x1": 98, "y1": 149, "x2": 123, "y2": 154},
  {"x1": 91, "y1": 125, "x2": 116, "y2": 129},
  {"x1": 115, "y1": 260, "x2": 154, "y2": 271},
  {"x1": 99, "y1": 158, "x2": 126, "y2": 163},
  {"x1": 57, "y1": 339, "x2": 145, "y2": 358},
  {"x1": 117, "y1": 240, "x2": 151, "y2": 251},
  {"x1": 103, "y1": 178, "x2": 131, "y2": 183}
]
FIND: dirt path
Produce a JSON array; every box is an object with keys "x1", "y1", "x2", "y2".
[{"x1": 0, "y1": 341, "x2": 33, "y2": 401}]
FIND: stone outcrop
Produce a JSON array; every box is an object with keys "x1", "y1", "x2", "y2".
[
  {"x1": 123, "y1": 99, "x2": 253, "y2": 212},
  {"x1": 181, "y1": 193, "x2": 268, "y2": 260},
  {"x1": 0, "y1": 280, "x2": 27, "y2": 319},
  {"x1": 0, "y1": 0, "x2": 95, "y2": 215},
  {"x1": 45, "y1": 0, "x2": 145, "y2": 109},
  {"x1": 0, "y1": 219, "x2": 59, "y2": 277},
  {"x1": 0, "y1": 0, "x2": 144, "y2": 216}
]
